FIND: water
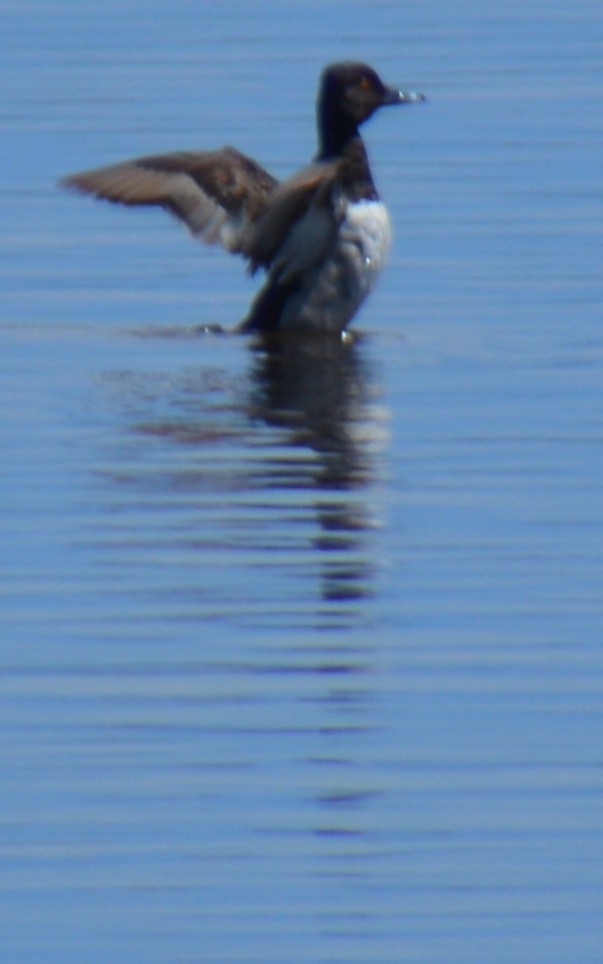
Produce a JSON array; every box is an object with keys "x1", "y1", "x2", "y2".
[{"x1": 1, "y1": 1, "x2": 603, "y2": 960}]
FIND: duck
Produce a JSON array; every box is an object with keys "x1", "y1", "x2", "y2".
[{"x1": 61, "y1": 62, "x2": 425, "y2": 334}]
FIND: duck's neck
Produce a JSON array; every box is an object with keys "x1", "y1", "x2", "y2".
[
  {"x1": 318, "y1": 117, "x2": 360, "y2": 161},
  {"x1": 317, "y1": 133, "x2": 378, "y2": 202},
  {"x1": 316, "y1": 103, "x2": 361, "y2": 160}
]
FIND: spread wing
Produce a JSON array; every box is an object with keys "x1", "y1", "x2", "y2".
[{"x1": 60, "y1": 146, "x2": 278, "y2": 256}]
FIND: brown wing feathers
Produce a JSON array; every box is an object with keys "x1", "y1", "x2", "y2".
[{"x1": 61, "y1": 147, "x2": 278, "y2": 254}]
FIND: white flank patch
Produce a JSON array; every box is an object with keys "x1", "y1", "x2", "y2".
[{"x1": 342, "y1": 200, "x2": 392, "y2": 284}]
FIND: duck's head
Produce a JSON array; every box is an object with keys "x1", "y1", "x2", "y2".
[{"x1": 317, "y1": 61, "x2": 425, "y2": 156}]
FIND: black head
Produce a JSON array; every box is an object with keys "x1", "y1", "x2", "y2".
[{"x1": 317, "y1": 61, "x2": 424, "y2": 158}]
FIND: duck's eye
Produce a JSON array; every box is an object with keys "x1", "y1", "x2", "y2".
[{"x1": 359, "y1": 76, "x2": 371, "y2": 91}]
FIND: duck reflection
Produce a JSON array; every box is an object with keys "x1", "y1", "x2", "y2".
[
  {"x1": 96, "y1": 330, "x2": 390, "y2": 939},
  {"x1": 248, "y1": 331, "x2": 386, "y2": 613},
  {"x1": 250, "y1": 332, "x2": 374, "y2": 483},
  {"x1": 100, "y1": 327, "x2": 386, "y2": 628}
]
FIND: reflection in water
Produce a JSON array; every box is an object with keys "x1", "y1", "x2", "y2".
[
  {"x1": 249, "y1": 332, "x2": 375, "y2": 486},
  {"x1": 248, "y1": 332, "x2": 386, "y2": 615},
  {"x1": 100, "y1": 330, "x2": 388, "y2": 630},
  {"x1": 230, "y1": 334, "x2": 387, "y2": 928},
  {"x1": 91, "y1": 330, "x2": 390, "y2": 950}
]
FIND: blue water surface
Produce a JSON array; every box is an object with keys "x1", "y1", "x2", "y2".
[{"x1": 1, "y1": 1, "x2": 603, "y2": 961}]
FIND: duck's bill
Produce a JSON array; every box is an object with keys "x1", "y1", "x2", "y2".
[{"x1": 384, "y1": 86, "x2": 426, "y2": 105}]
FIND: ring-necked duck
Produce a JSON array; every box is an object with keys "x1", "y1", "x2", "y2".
[{"x1": 61, "y1": 62, "x2": 424, "y2": 334}]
